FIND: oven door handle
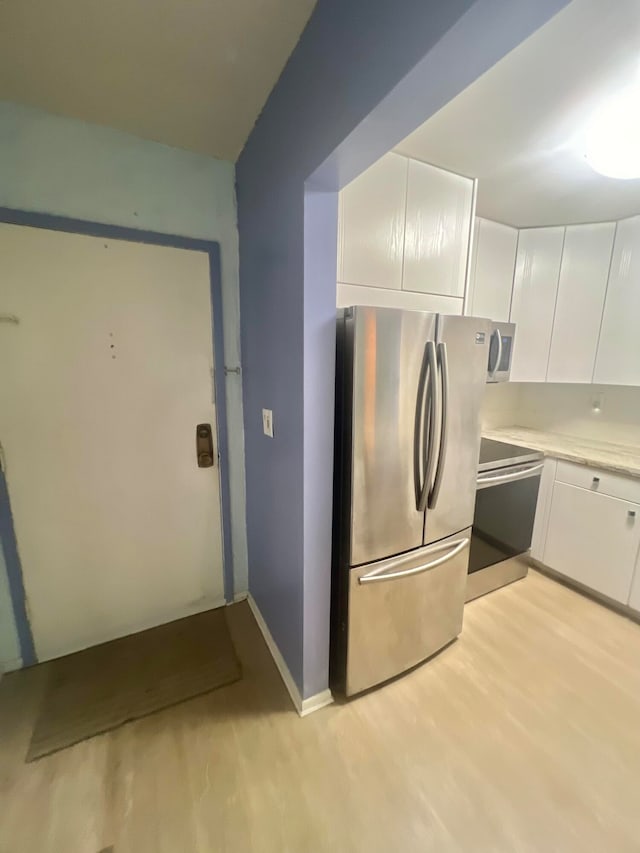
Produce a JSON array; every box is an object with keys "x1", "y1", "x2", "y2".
[{"x1": 476, "y1": 462, "x2": 544, "y2": 489}]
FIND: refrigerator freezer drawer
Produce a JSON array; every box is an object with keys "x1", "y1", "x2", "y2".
[{"x1": 345, "y1": 528, "x2": 470, "y2": 696}]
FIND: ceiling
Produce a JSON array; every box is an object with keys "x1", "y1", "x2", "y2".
[
  {"x1": 0, "y1": 0, "x2": 316, "y2": 161},
  {"x1": 396, "y1": 0, "x2": 640, "y2": 228}
]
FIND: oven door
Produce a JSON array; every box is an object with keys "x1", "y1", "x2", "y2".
[{"x1": 469, "y1": 461, "x2": 543, "y2": 573}]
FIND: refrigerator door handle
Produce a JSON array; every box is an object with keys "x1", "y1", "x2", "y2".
[
  {"x1": 413, "y1": 342, "x2": 430, "y2": 510},
  {"x1": 417, "y1": 342, "x2": 438, "y2": 512},
  {"x1": 359, "y1": 537, "x2": 469, "y2": 584},
  {"x1": 428, "y1": 342, "x2": 449, "y2": 509}
]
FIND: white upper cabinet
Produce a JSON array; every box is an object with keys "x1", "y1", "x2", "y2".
[
  {"x1": 402, "y1": 159, "x2": 474, "y2": 297},
  {"x1": 594, "y1": 215, "x2": 640, "y2": 386},
  {"x1": 338, "y1": 152, "x2": 408, "y2": 290},
  {"x1": 509, "y1": 227, "x2": 564, "y2": 382},
  {"x1": 547, "y1": 223, "x2": 615, "y2": 383},
  {"x1": 467, "y1": 217, "x2": 517, "y2": 321}
]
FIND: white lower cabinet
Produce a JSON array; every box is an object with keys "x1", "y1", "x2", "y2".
[
  {"x1": 628, "y1": 551, "x2": 640, "y2": 611},
  {"x1": 543, "y1": 481, "x2": 640, "y2": 604}
]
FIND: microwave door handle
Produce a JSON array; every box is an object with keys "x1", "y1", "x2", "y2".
[
  {"x1": 476, "y1": 462, "x2": 544, "y2": 489},
  {"x1": 418, "y1": 342, "x2": 438, "y2": 512},
  {"x1": 428, "y1": 342, "x2": 449, "y2": 509},
  {"x1": 489, "y1": 328, "x2": 502, "y2": 379}
]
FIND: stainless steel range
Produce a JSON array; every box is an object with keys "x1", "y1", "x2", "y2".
[{"x1": 466, "y1": 439, "x2": 544, "y2": 602}]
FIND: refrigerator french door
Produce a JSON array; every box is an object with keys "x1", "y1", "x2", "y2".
[{"x1": 331, "y1": 307, "x2": 491, "y2": 695}]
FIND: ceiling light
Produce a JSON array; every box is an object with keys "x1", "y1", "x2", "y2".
[{"x1": 585, "y1": 85, "x2": 640, "y2": 179}]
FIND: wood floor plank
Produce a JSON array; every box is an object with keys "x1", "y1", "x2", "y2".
[{"x1": 1, "y1": 570, "x2": 640, "y2": 852}]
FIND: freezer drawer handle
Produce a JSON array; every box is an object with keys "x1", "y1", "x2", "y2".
[
  {"x1": 476, "y1": 462, "x2": 543, "y2": 488},
  {"x1": 358, "y1": 537, "x2": 469, "y2": 585}
]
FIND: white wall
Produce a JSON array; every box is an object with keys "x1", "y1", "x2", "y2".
[
  {"x1": 0, "y1": 102, "x2": 248, "y2": 662},
  {"x1": 481, "y1": 382, "x2": 640, "y2": 448},
  {"x1": 480, "y1": 383, "x2": 522, "y2": 430},
  {"x1": 514, "y1": 384, "x2": 640, "y2": 447}
]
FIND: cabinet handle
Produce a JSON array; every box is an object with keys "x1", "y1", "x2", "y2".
[
  {"x1": 592, "y1": 476, "x2": 600, "y2": 486},
  {"x1": 629, "y1": 510, "x2": 637, "y2": 519}
]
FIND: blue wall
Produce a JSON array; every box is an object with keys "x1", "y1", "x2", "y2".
[{"x1": 237, "y1": 0, "x2": 568, "y2": 699}]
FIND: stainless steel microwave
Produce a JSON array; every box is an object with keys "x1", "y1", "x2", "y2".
[{"x1": 487, "y1": 322, "x2": 515, "y2": 383}]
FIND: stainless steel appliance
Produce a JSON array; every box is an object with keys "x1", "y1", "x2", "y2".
[
  {"x1": 487, "y1": 321, "x2": 515, "y2": 382},
  {"x1": 466, "y1": 439, "x2": 544, "y2": 602},
  {"x1": 331, "y1": 307, "x2": 492, "y2": 696}
]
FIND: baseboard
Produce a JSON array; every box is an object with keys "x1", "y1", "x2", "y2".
[
  {"x1": 232, "y1": 591, "x2": 248, "y2": 603},
  {"x1": 0, "y1": 656, "x2": 23, "y2": 674},
  {"x1": 299, "y1": 689, "x2": 334, "y2": 717},
  {"x1": 531, "y1": 560, "x2": 640, "y2": 624},
  {"x1": 247, "y1": 594, "x2": 333, "y2": 717}
]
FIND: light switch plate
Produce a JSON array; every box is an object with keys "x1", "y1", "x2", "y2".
[{"x1": 262, "y1": 408, "x2": 274, "y2": 438}]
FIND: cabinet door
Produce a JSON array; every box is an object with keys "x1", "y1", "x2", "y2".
[
  {"x1": 628, "y1": 550, "x2": 640, "y2": 611},
  {"x1": 594, "y1": 215, "x2": 640, "y2": 386},
  {"x1": 468, "y1": 218, "x2": 517, "y2": 321},
  {"x1": 509, "y1": 227, "x2": 564, "y2": 382},
  {"x1": 544, "y1": 482, "x2": 640, "y2": 603},
  {"x1": 547, "y1": 223, "x2": 615, "y2": 383},
  {"x1": 402, "y1": 159, "x2": 474, "y2": 297},
  {"x1": 338, "y1": 152, "x2": 408, "y2": 290},
  {"x1": 337, "y1": 283, "x2": 463, "y2": 315}
]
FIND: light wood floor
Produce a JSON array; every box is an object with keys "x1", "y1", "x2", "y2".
[{"x1": 2, "y1": 569, "x2": 640, "y2": 852}]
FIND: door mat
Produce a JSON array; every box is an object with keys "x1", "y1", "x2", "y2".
[{"x1": 27, "y1": 607, "x2": 241, "y2": 761}]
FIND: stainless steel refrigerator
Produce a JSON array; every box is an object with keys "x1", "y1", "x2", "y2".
[{"x1": 331, "y1": 306, "x2": 491, "y2": 696}]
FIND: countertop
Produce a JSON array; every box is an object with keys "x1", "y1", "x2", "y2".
[{"x1": 482, "y1": 426, "x2": 640, "y2": 479}]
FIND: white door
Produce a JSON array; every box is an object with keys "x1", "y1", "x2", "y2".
[
  {"x1": 0, "y1": 223, "x2": 225, "y2": 662},
  {"x1": 594, "y1": 215, "x2": 640, "y2": 386},
  {"x1": 547, "y1": 223, "x2": 615, "y2": 383},
  {"x1": 509, "y1": 226, "x2": 564, "y2": 382}
]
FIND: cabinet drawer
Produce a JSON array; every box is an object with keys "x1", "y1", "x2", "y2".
[
  {"x1": 544, "y1": 482, "x2": 640, "y2": 603},
  {"x1": 555, "y1": 460, "x2": 640, "y2": 504}
]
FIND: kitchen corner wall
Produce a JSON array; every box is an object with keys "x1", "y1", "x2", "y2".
[
  {"x1": 482, "y1": 382, "x2": 640, "y2": 447},
  {"x1": 0, "y1": 101, "x2": 248, "y2": 666},
  {"x1": 237, "y1": 0, "x2": 568, "y2": 702}
]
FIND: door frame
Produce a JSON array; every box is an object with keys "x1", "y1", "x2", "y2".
[{"x1": 0, "y1": 206, "x2": 235, "y2": 665}]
